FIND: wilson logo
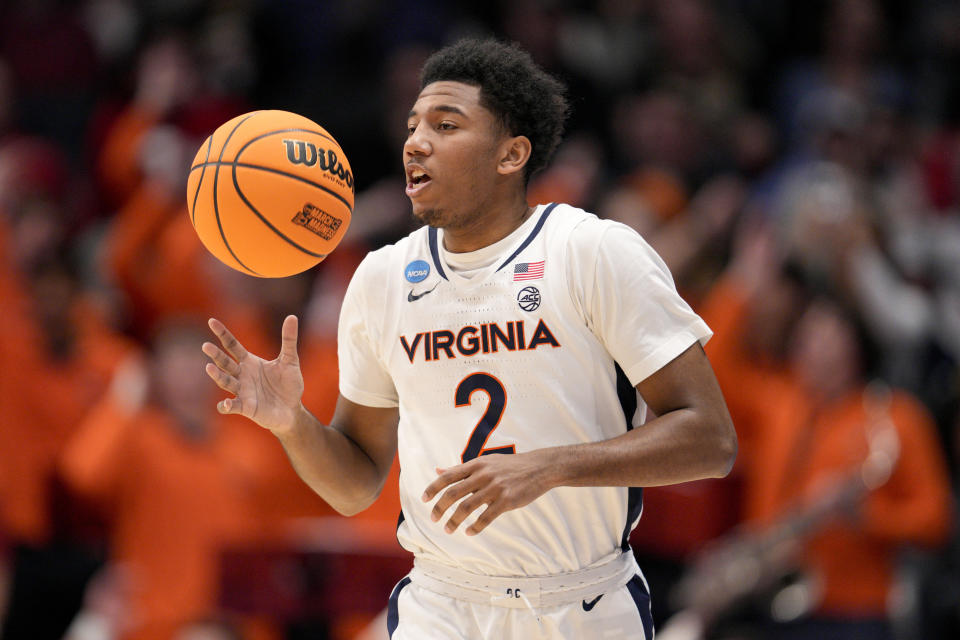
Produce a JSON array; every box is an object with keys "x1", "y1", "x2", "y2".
[
  {"x1": 282, "y1": 139, "x2": 354, "y2": 189},
  {"x1": 292, "y1": 203, "x2": 342, "y2": 240}
]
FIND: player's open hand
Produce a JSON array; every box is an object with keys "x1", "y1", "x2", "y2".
[
  {"x1": 422, "y1": 451, "x2": 555, "y2": 536},
  {"x1": 203, "y1": 315, "x2": 304, "y2": 434}
]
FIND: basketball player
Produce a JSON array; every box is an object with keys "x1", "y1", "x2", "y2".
[{"x1": 203, "y1": 39, "x2": 737, "y2": 639}]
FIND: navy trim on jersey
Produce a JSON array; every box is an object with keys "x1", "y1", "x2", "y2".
[
  {"x1": 626, "y1": 574, "x2": 655, "y2": 640},
  {"x1": 616, "y1": 362, "x2": 644, "y2": 551},
  {"x1": 495, "y1": 202, "x2": 559, "y2": 272},
  {"x1": 622, "y1": 487, "x2": 644, "y2": 551},
  {"x1": 615, "y1": 363, "x2": 638, "y2": 430},
  {"x1": 387, "y1": 576, "x2": 412, "y2": 638},
  {"x1": 396, "y1": 510, "x2": 405, "y2": 531},
  {"x1": 427, "y1": 227, "x2": 448, "y2": 280}
]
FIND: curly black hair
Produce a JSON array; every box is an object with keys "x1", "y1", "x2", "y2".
[{"x1": 420, "y1": 38, "x2": 569, "y2": 182}]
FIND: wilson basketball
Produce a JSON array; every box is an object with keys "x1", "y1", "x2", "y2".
[{"x1": 186, "y1": 110, "x2": 354, "y2": 277}]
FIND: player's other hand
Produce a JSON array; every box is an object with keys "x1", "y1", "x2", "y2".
[
  {"x1": 203, "y1": 315, "x2": 304, "y2": 434},
  {"x1": 422, "y1": 451, "x2": 555, "y2": 536}
]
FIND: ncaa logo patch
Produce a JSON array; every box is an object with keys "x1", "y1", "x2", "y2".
[
  {"x1": 517, "y1": 286, "x2": 541, "y2": 312},
  {"x1": 405, "y1": 260, "x2": 430, "y2": 283}
]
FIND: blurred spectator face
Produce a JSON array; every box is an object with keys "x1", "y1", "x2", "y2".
[
  {"x1": 748, "y1": 272, "x2": 807, "y2": 361},
  {"x1": 789, "y1": 299, "x2": 862, "y2": 402},
  {"x1": 29, "y1": 258, "x2": 78, "y2": 353},
  {"x1": 824, "y1": 0, "x2": 882, "y2": 61},
  {"x1": 135, "y1": 34, "x2": 199, "y2": 115},
  {"x1": 7, "y1": 198, "x2": 65, "y2": 273},
  {"x1": 655, "y1": 0, "x2": 718, "y2": 76},
  {"x1": 500, "y1": 0, "x2": 560, "y2": 67},
  {"x1": 615, "y1": 90, "x2": 699, "y2": 173},
  {"x1": 795, "y1": 88, "x2": 867, "y2": 169},
  {"x1": 151, "y1": 324, "x2": 215, "y2": 437},
  {"x1": 730, "y1": 113, "x2": 777, "y2": 178}
]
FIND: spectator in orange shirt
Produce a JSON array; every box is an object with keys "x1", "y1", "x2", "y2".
[
  {"x1": 743, "y1": 295, "x2": 953, "y2": 640},
  {"x1": 699, "y1": 223, "x2": 810, "y2": 472},
  {"x1": 60, "y1": 321, "x2": 278, "y2": 640},
  {"x1": 0, "y1": 251, "x2": 134, "y2": 640}
]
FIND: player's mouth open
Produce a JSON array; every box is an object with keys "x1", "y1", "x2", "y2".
[{"x1": 406, "y1": 168, "x2": 432, "y2": 196}]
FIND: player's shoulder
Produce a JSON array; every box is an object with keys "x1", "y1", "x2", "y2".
[
  {"x1": 549, "y1": 203, "x2": 654, "y2": 258},
  {"x1": 352, "y1": 225, "x2": 431, "y2": 282}
]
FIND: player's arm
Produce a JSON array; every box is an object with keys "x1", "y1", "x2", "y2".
[
  {"x1": 203, "y1": 315, "x2": 398, "y2": 516},
  {"x1": 548, "y1": 340, "x2": 736, "y2": 486},
  {"x1": 273, "y1": 396, "x2": 398, "y2": 516},
  {"x1": 423, "y1": 342, "x2": 736, "y2": 535}
]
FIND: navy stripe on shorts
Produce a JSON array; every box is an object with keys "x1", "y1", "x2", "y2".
[
  {"x1": 386, "y1": 576, "x2": 412, "y2": 638},
  {"x1": 626, "y1": 574, "x2": 655, "y2": 640}
]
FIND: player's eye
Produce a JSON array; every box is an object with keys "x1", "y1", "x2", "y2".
[
  {"x1": 438, "y1": 121, "x2": 457, "y2": 131},
  {"x1": 406, "y1": 122, "x2": 418, "y2": 135}
]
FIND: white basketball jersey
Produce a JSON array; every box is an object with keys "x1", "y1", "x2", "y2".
[{"x1": 338, "y1": 203, "x2": 711, "y2": 577}]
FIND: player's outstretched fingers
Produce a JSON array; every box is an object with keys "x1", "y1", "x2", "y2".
[
  {"x1": 202, "y1": 342, "x2": 240, "y2": 377},
  {"x1": 443, "y1": 493, "x2": 489, "y2": 534},
  {"x1": 279, "y1": 315, "x2": 300, "y2": 365},
  {"x1": 208, "y1": 318, "x2": 249, "y2": 362},
  {"x1": 205, "y1": 362, "x2": 241, "y2": 396}
]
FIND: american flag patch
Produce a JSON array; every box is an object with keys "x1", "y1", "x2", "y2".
[{"x1": 513, "y1": 260, "x2": 545, "y2": 281}]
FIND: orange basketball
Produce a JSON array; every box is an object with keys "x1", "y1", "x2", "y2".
[{"x1": 186, "y1": 110, "x2": 354, "y2": 277}]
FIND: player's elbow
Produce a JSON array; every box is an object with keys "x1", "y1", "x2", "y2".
[
  {"x1": 325, "y1": 485, "x2": 383, "y2": 517},
  {"x1": 708, "y1": 415, "x2": 738, "y2": 478},
  {"x1": 692, "y1": 406, "x2": 737, "y2": 479}
]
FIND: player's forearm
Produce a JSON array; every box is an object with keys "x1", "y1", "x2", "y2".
[
  {"x1": 541, "y1": 408, "x2": 737, "y2": 489},
  {"x1": 274, "y1": 406, "x2": 385, "y2": 515}
]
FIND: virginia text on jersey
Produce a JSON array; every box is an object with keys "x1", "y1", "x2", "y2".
[{"x1": 400, "y1": 319, "x2": 560, "y2": 363}]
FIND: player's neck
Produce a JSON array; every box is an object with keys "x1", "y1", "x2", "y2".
[{"x1": 442, "y1": 191, "x2": 533, "y2": 254}]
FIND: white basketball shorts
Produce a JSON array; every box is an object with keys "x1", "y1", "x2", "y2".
[{"x1": 386, "y1": 552, "x2": 654, "y2": 639}]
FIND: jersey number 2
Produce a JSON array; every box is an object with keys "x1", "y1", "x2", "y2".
[{"x1": 455, "y1": 373, "x2": 516, "y2": 463}]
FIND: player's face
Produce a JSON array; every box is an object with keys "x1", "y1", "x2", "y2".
[{"x1": 404, "y1": 81, "x2": 508, "y2": 229}]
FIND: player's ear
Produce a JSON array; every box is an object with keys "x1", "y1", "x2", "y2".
[{"x1": 496, "y1": 135, "x2": 531, "y2": 177}]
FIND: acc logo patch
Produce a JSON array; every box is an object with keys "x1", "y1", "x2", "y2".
[
  {"x1": 517, "y1": 286, "x2": 541, "y2": 312},
  {"x1": 405, "y1": 260, "x2": 430, "y2": 283}
]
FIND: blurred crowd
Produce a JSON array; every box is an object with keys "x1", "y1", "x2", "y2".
[{"x1": 0, "y1": 0, "x2": 958, "y2": 639}]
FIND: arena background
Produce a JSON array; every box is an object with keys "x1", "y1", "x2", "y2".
[{"x1": 0, "y1": 1, "x2": 958, "y2": 639}]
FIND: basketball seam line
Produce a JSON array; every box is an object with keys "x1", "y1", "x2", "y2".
[
  {"x1": 213, "y1": 113, "x2": 261, "y2": 276},
  {"x1": 190, "y1": 136, "x2": 214, "y2": 227},
  {"x1": 190, "y1": 160, "x2": 353, "y2": 212},
  {"x1": 239, "y1": 126, "x2": 339, "y2": 147}
]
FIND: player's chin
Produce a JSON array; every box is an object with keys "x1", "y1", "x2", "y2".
[{"x1": 411, "y1": 205, "x2": 444, "y2": 228}]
